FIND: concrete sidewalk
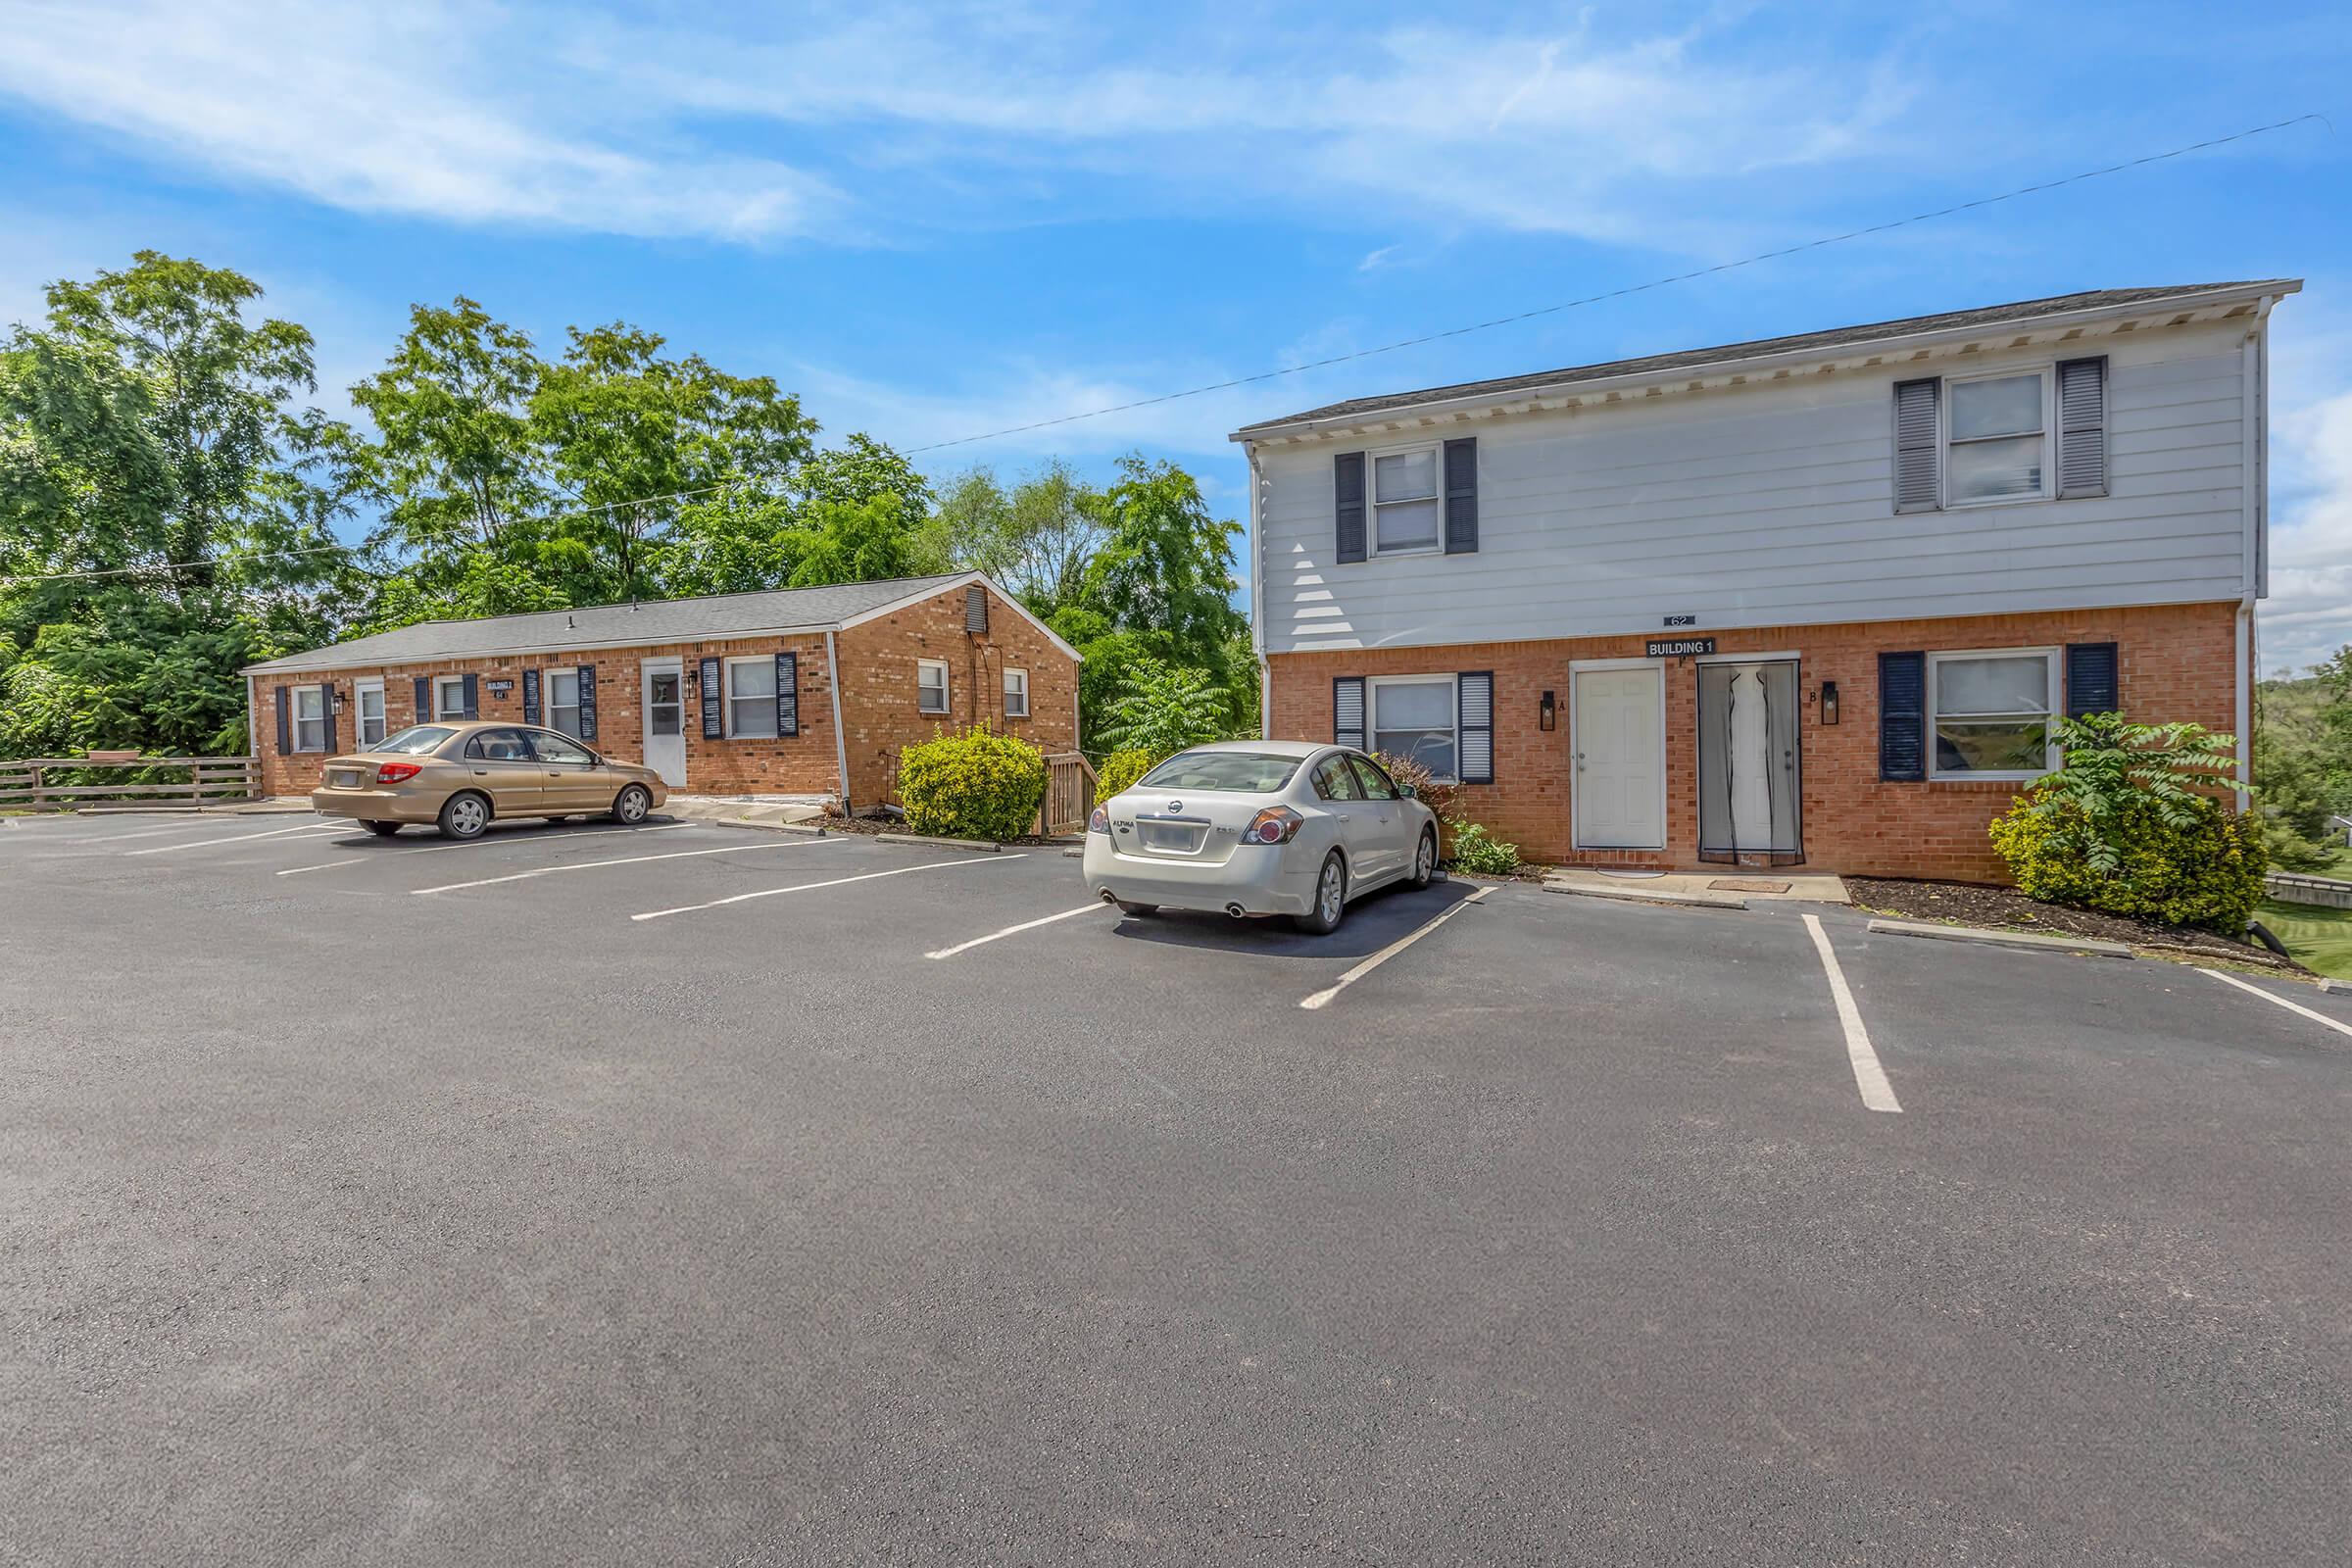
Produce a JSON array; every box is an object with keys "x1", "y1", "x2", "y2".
[{"x1": 1544, "y1": 866, "x2": 1850, "y2": 908}]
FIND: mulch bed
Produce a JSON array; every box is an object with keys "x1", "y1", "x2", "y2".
[{"x1": 1844, "y1": 876, "x2": 2306, "y2": 972}]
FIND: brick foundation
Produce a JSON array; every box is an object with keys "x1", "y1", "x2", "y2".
[{"x1": 1266, "y1": 601, "x2": 2241, "y2": 882}]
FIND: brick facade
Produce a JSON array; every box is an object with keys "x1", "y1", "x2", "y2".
[
  {"x1": 252, "y1": 581, "x2": 1079, "y2": 808},
  {"x1": 1266, "y1": 601, "x2": 2241, "y2": 882}
]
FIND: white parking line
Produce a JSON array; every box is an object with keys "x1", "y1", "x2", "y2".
[
  {"x1": 926, "y1": 902, "x2": 1104, "y2": 959},
  {"x1": 63, "y1": 815, "x2": 318, "y2": 845},
  {"x1": 631, "y1": 854, "x2": 1022, "y2": 922},
  {"x1": 1298, "y1": 887, "x2": 1491, "y2": 1010},
  {"x1": 1803, "y1": 913, "x2": 1902, "y2": 1113},
  {"x1": 413, "y1": 835, "x2": 835, "y2": 895},
  {"x1": 121, "y1": 821, "x2": 345, "y2": 856},
  {"x1": 2198, "y1": 967, "x2": 2352, "y2": 1045},
  {"x1": 276, "y1": 821, "x2": 690, "y2": 876}
]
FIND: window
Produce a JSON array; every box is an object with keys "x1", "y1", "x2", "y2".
[
  {"x1": 530, "y1": 731, "x2": 595, "y2": 765},
  {"x1": 1370, "y1": 676, "x2": 1457, "y2": 781},
  {"x1": 434, "y1": 676, "x2": 467, "y2": 721},
  {"x1": 291, "y1": 686, "x2": 327, "y2": 753},
  {"x1": 917, "y1": 659, "x2": 950, "y2": 715},
  {"x1": 1348, "y1": 755, "x2": 1400, "y2": 801},
  {"x1": 464, "y1": 727, "x2": 536, "y2": 762},
  {"x1": 354, "y1": 681, "x2": 386, "y2": 747},
  {"x1": 546, "y1": 669, "x2": 583, "y2": 738},
  {"x1": 1139, "y1": 752, "x2": 1306, "y2": 794},
  {"x1": 1929, "y1": 650, "x2": 2059, "y2": 779},
  {"x1": 725, "y1": 657, "x2": 778, "y2": 738},
  {"x1": 1371, "y1": 445, "x2": 1441, "y2": 555},
  {"x1": 370, "y1": 725, "x2": 454, "y2": 756},
  {"x1": 1003, "y1": 667, "x2": 1029, "y2": 718},
  {"x1": 1946, "y1": 370, "x2": 2049, "y2": 506},
  {"x1": 1310, "y1": 756, "x2": 1363, "y2": 802}
]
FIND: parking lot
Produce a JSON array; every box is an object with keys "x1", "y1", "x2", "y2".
[{"x1": 5, "y1": 808, "x2": 2349, "y2": 1564}]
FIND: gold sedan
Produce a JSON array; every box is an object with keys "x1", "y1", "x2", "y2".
[{"x1": 309, "y1": 720, "x2": 669, "y2": 840}]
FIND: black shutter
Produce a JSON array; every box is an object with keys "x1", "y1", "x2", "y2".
[
  {"x1": 274, "y1": 686, "x2": 291, "y2": 756},
  {"x1": 2057, "y1": 357, "x2": 2109, "y2": 499},
  {"x1": 1457, "y1": 671, "x2": 1494, "y2": 784},
  {"x1": 414, "y1": 675, "x2": 432, "y2": 722},
  {"x1": 964, "y1": 585, "x2": 988, "y2": 633},
  {"x1": 776, "y1": 652, "x2": 799, "y2": 738},
  {"x1": 2067, "y1": 642, "x2": 2119, "y2": 718},
  {"x1": 1334, "y1": 452, "x2": 1367, "y2": 564},
  {"x1": 700, "y1": 656, "x2": 723, "y2": 739},
  {"x1": 1334, "y1": 675, "x2": 1366, "y2": 750},
  {"x1": 460, "y1": 672, "x2": 479, "y2": 719},
  {"x1": 575, "y1": 665, "x2": 597, "y2": 741},
  {"x1": 1892, "y1": 377, "x2": 1941, "y2": 514},
  {"x1": 1443, "y1": 437, "x2": 1478, "y2": 555},
  {"x1": 521, "y1": 667, "x2": 541, "y2": 725},
  {"x1": 1879, "y1": 652, "x2": 1926, "y2": 781},
  {"x1": 319, "y1": 683, "x2": 337, "y2": 753}
]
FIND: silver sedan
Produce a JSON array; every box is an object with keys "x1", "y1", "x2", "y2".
[{"x1": 1082, "y1": 741, "x2": 1441, "y2": 933}]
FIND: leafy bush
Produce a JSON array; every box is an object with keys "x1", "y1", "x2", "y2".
[
  {"x1": 1987, "y1": 713, "x2": 2264, "y2": 932},
  {"x1": 1093, "y1": 746, "x2": 1160, "y2": 806},
  {"x1": 1374, "y1": 751, "x2": 1457, "y2": 825},
  {"x1": 1096, "y1": 658, "x2": 1230, "y2": 756},
  {"x1": 1446, "y1": 817, "x2": 1520, "y2": 876},
  {"x1": 897, "y1": 726, "x2": 1048, "y2": 842}
]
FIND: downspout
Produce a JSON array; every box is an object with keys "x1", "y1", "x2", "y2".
[
  {"x1": 825, "y1": 628, "x2": 852, "y2": 816},
  {"x1": 2235, "y1": 296, "x2": 2276, "y2": 809},
  {"x1": 244, "y1": 672, "x2": 259, "y2": 799},
  {"x1": 1248, "y1": 442, "x2": 1269, "y2": 739}
]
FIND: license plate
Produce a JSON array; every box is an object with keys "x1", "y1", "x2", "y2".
[
  {"x1": 329, "y1": 768, "x2": 365, "y2": 788},
  {"x1": 1139, "y1": 821, "x2": 1200, "y2": 853}
]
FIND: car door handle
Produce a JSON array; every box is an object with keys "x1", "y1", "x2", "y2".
[{"x1": 1337, "y1": 812, "x2": 1352, "y2": 822}]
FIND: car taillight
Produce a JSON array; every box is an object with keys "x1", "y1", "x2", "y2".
[
  {"x1": 374, "y1": 762, "x2": 422, "y2": 784},
  {"x1": 1245, "y1": 807, "x2": 1302, "y2": 845},
  {"x1": 1088, "y1": 806, "x2": 1110, "y2": 835}
]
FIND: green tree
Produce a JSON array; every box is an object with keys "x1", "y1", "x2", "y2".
[{"x1": 1096, "y1": 658, "x2": 1231, "y2": 757}]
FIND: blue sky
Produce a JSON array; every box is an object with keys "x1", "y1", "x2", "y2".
[{"x1": 2, "y1": 1, "x2": 2347, "y2": 666}]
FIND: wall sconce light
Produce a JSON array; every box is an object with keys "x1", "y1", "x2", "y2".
[
  {"x1": 1539, "y1": 690, "x2": 1556, "y2": 732},
  {"x1": 1820, "y1": 680, "x2": 1839, "y2": 725}
]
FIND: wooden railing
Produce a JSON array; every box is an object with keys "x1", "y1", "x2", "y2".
[
  {"x1": 0, "y1": 754, "x2": 259, "y2": 811},
  {"x1": 1035, "y1": 752, "x2": 1098, "y2": 836}
]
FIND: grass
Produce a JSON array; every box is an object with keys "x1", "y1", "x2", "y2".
[{"x1": 2255, "y1": 899, "x2": 2352, "y2": 980}]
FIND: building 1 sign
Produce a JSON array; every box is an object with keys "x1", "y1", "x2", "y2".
[{"x1": 1645, "y1": 636, "x2": 1717, "y2": 659}]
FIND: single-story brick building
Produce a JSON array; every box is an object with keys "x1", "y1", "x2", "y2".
[{"x1": 242, "y1": 572, "x2": 1080, "y2": 808}]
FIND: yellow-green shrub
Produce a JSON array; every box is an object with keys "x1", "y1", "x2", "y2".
[
  {"x1": 1988, "y1": 785, "x2": 2266, "y2": 933},
  {"x1": 1093, "y1": 746, "x2": 1160, "y2": 806},
  {"x1": 1446, "y1": 817, "x2": 1520, "y2": 876},
  {"x1": 898, "y1": 726, "x2": 1048, "y2": 842}
]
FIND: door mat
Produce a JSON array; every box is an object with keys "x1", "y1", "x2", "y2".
[{"x1": 1709, "y1": 878, "x2": 1790, "y2": 893}]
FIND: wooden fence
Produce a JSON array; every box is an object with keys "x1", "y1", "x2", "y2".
[
  {"x1": 1034, "y1": 752, "x2": 1098, "y2": 836},
  {"x1": 0, "y1": 755, "x2": 259, "y2": 811}
]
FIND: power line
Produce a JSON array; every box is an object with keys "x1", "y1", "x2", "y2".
[{"x1": 899, "y1": 112, "x2": 2327, "y2": 454}]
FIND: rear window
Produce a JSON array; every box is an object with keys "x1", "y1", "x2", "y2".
[
  {"x1": 369, "y1": 725, "x2": 454, "y2": 756},
  {"x1": 1137, "y1": 751, "x2": 1304, "y2": 794}
]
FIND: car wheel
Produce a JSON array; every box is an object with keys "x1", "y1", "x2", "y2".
[
  {"x1": 610, "y1": 784, "x2": 653, "y2": 824},
  {"x1": 437, "y1": 792, "x2": 491, "y2": 841},
  {"x1": 1409, "y1": 827, "x2": 1438, "y2": 888},
  {"x1": 1115, "y1": 901, "x2": 1158, "y2": 917},
  {"x1": 362, "y1": 820, "x2": 403, "y2": 838},
  {"x1": 1294, "y1": 852, "x2": 1347, "y2": 935}
]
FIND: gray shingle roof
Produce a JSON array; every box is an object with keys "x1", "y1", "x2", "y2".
[
  {"x1": 1234, "y1": 281, "x2": 2299, "y2": 436},
  {"x1": 245, "y1": 573, "x2": 971, "y2": 674}
]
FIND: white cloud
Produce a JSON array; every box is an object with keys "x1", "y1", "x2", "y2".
[{"x1": 2255, "y1": 297, "x2": 2352, "y2": 675}]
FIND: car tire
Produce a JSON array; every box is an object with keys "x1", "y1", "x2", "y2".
[
  {"x1": 1115, "y1": 901, "x2": 1158, "y2": 917},
  {"x1": 1408, "y1": 827, "x2": 1438, "y2": 888},
  {"x1": 362, "y1": 820, "x2": 403, "y2": 838},
  {"x1": 436, "y1": 791, "x2": 491, "y2": 841},
  {"x1": 1294, "y1": 851, "x2": 1348, "y2": 935},
  {"x1": 610, "y1": 784, "x2": 653, "y2": 825}
]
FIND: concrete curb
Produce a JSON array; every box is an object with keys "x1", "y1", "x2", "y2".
[
  {"x1": 1864, "y1": 916, "x2": 2132, "y2": 958},
  {"x1": 678, "y1": 815, "x2": 828, "y2": 837},
  {"x1": 875, "y1": 832, "x2": 1002, "y2": 854},
  {"x1": 1544, "y1": 881, "x2": 1747, "y2": 911},
  {"x1": 2319, "y1": 977, "x2": 2351, "y2": 995}
]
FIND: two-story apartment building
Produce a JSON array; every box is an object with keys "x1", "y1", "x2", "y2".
[{"x1": 1234, "y1": 281, "x2": 2299, "y2": 881}]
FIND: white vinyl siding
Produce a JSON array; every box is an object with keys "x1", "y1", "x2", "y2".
[
  {"x1": 546, "y1": 668, "x2": 583, "y2": 739},
  {"x1": 917, "y1": 659, "x2": 950, "y2": 714},
  {"x1": 1928, "y1": 649, "x2": 2059, "y2": 781},
  {"x1": 1256, "y1": 319, "x2": 2254, "y2": 653},
  {"x1": 725, "y1": 657, "x2": 778, "y2": 739},
  {"x1": 291, "y1": 686, "x2": 326, "y2": 753},
  {"x1": 1369, "y1": 675, "x2": 1457, "y2": 782},
  {"x1": 1003, "y1": 667, "x2": 1028, "y2": 717}
]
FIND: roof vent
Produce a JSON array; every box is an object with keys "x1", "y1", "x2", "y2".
[{"x1": 964, "y1": 585, "x2": 988, "y2": 634}]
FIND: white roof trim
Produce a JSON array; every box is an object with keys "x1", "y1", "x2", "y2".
[
  {"x1": 834, "y1": 571, "x2": 1086, "y2": 663},
  {"x1": 242, "y1": 620, "x2": 843, "y2": 675}
]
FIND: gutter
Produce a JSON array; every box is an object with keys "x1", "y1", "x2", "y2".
[
  {"x1": 1247, "y1": 442, "x2": 1269, "y2": 739},
  {"x1": 825, "y1": 627, "x2": 852, "y2": 815}
]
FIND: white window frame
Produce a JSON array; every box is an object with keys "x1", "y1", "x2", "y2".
[
  {"x1": 434, "y1": 675, "x2": 468, "y2": 721},
  {"x1": 1367, "y1": 673, "x2": 1460, "y2": 784},
  {"x1": 723, "y1": 655, "x2": 780, "y2": 740},
  {"x1": 916, "y1": 658, "x2": 951, "y2": 715},
  {"x1": 1367, "y1": 439, "x2": 1444, "y2": 559},
  {"x1": 1927, "y1": 646, "x2": 2061, "y2": 782},
  {"x1": 545, "y1": 668, "x2": 583, "y2": 739},
  {"x1": 352, "y1": 678, "x2": 386, "y2": 748},
  {"x1": 1003, "y1": 666, "x2": 1029, "y2": 718},
  {"x1": 1942, "y1": 367, "x2": 2055, "y2": 510},
  {"x1": 291, "y1": 685, "x2": 327, "y2": 754}
]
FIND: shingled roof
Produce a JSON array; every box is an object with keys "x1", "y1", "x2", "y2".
[{"x1": 1233, "y1": 281, "x2": 2298, "y2": 437}]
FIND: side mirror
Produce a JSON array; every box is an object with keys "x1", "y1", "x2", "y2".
[{"x1": 1397, "y1": 783, "x2": 1417, "y2": 799}]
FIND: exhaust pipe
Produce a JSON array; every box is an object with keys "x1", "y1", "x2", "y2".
[
  {"x1": 1225, "y1": 903, "x2": 1248, "y2": 918},
  {"x1": 1100, "y1": 889, "x2": 1118, "y2": 905}
]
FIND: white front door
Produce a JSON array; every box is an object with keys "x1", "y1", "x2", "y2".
[
  {"x1": 640, "y1": 660, "x2": 687, "y2": 788},
  {"x1": 1573, "y1": 667, "x2": 1665, "y2": 850}
]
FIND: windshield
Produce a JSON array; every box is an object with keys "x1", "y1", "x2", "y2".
[
  {"x1": 1137, "y1": 751, "x2": 1305, "y2": 794},
  {"x1": 368, "y1": 725, "x2": 455, "y2": 756}
]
